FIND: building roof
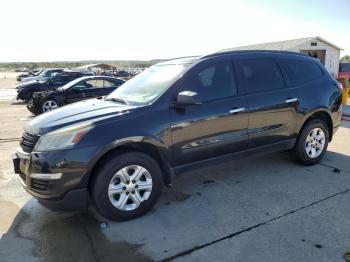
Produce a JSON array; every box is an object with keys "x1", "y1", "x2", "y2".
[{"x1": 220, "y1": 36, "x2": 343, "y2": 52}]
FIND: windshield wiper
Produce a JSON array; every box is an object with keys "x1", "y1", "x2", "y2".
[{"x1": 105, "y1": 97, "x2": 128, "y2": 105}]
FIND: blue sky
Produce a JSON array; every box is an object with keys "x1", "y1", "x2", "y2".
[{"x1": 0, "y1": 0, "x2": 349, "y2": 61}]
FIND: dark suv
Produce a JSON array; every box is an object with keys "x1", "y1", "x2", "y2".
[{"x1": 13, "y1": 51, "x2": 342, "y2": 221}]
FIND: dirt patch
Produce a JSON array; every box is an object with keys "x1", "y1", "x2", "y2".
[{"x1": 167, "y1": 191, "x2": 191, "y2": 202}]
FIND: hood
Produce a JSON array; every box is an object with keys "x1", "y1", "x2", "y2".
[
  {"x1": 25, "y1": 98, "x2": 140, "y2": 135},
  {"x1": 16, "y1": 80, "x2": 44, "y2": 89},
  {"x1": 21, "y1": 76, "x2": 44, "y2": 83}
]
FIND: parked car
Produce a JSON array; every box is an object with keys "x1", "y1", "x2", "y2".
[
  {"x1": 13, "y1": 51, "x2": 342, "y2": 221},
  {"x1": 16, "y1": 71, "x2": 92, "y2": 102},
  {"x1": 27, "y1": 76, "x2": 125, "y2": 115},
  {"x1": 339, "y1": 62, "x2": 350, "y2": 79},
  {"x1": 116, "y1": 70, "x2": 130, "y2": 77},
  {"x1": 16, "y1": 69, "x2": 39, "y2": 82},
  {"x1": 20, "y1": 68, "x2": 65, "y2": 83}
]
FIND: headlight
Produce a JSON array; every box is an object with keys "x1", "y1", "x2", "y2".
[{"x1": 34, "y1": 123, "x2": 94, "y2": 152}]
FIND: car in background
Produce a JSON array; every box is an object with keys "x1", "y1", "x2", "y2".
[
  {"x1": 116, "y1": 70, "x2": 131, "y2": 77},
  {"x1": 20, "y1": 68, "x2": 65, "y2": 83},
  {"x1": 27, "y1": 76, "x2": 125, "y2": 115},
  {"x1": 16, "y1": 69, "x2": 39, "y2": 82},
  {"x1": 16, "y1": 71, "x2": 91, "y2": 102},
  {"x1": 339, "y1": 62, "x2": 350, "y2": 79}
]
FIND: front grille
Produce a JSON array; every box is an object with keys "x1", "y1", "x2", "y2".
[
  {"x1": 31, "y1": 178, "x2": 49, "y2": 191},
  {"x1": 20, "y1": 132, "x2": 40, "y2": 153}
]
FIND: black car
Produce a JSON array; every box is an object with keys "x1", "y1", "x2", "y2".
[
  {"x1": 27, "y1": 76, "x2": 125, "y2": 115},
  {"x1": 16, "y1": 71, "x2": 92, "y2": 102},
  {"x1": 13, "y1": 51, "x2": 342, "y2": 221}
]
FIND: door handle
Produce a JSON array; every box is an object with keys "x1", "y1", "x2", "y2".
[
  {"x1": 229, "y1": 108, "x2": 245, "y2": 114},
  {"x1": 285, "y1": 98, "x2": 298, "y2": 103}
]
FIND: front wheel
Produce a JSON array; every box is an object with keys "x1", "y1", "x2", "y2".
[
  {"x1": 92, "y1": 152, "x2": 163, "y2": 221},
  {"x1": 293, "y1": 119, "x2": 329, "y2": 165},
  {"x1": 41, "y1": 99, "x2": 60, "y2": 113}
]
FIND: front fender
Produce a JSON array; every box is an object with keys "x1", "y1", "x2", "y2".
[{"x1": 84, "y1": 135, "x2": 170, "y2": 179}]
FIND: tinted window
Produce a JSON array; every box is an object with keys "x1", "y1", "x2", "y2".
[
  {"x1": 103, "y1": 79, "x2": 122, "y2": 87},
  {"x1": 237, "y1": 59, "x2": 284, "y2": 94},
  {"x1": 80, "y1": 79, "x2": 105, "y2": 88},
  {"x1": 278, "y1": 58, "x2": 323, "y2": 86},
  {"x1": 188, "y1": 62, "x2": 236, "y2": 102},
  {"x1": 52, "y1": 75, "x2": 69, "y2": 84}
]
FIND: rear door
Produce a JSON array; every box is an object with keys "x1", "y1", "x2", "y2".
[
  {"x1": 170, "y1": 59, "x2": 249, "y2": 166},
  {"x1": 235, "y1": 56, "x2": 299, "y2": 148}
]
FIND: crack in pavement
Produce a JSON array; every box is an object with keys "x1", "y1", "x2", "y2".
[
  {"x1": 79, "y1": 215, "x2": 100, "y2": 262},
  {"x1": 161, "y1": 188, "x2": 350, "y2": 261}
]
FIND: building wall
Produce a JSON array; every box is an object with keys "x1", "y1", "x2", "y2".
[{"x1": 291, "y1": 39, "x2": 340, "y2": 76}]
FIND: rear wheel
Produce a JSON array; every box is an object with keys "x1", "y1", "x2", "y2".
[
  {"x1": 293, "y1": 119, "x2": 329, "y2": 165},
  {"x1": 92, "y1": 152, "x2": 163, "y2": 221}
]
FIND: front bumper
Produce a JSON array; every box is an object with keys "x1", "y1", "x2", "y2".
[
  {"x1": 13, "y1": 146, "x2": 99, "y2": 210},
  {"x1": 16, "y1": 90, "x2": 28, "y2": 101}
]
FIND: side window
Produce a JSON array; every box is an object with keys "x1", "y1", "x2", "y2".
[
  {"x1": 103, "y1": 80, "x2": 120, "y2": 87},
  {"x1": 73, "y1": 81, "x2": 86, "y2": 89},
  {"x1": 278, "y1": 58, "x2": 323, "y2": 86},
  {"x1": 82, "y1": 79, "x2": 104, "y2": 88},
  {"x1": 93, "y1": 80, "x2": 105, "y2": 88},
  {"x1": 187, "y1": 62, "x2": 237, "y2": 102},
  {"x1": 236, "y1": 59, "x2": 284, "y2": 94},
  {"x1": 52, "y1": 75, "x2": 67, "y2": 84}
]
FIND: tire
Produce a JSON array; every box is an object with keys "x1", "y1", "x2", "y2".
[
  {"x1": 92, "y1": 152, "x2": 163, "y2": 221},
  {"x1": 41, "y1": 99, "x2": 60, "y2": 113},
  {"x1": 293, "y1": 119, "x2": 329, "y2": 165}
]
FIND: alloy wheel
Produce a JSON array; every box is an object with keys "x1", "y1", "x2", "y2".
[
  {"x1": 42, "y1": 100, "x2": 58, "y2": 112},
  {"x1": 305, "y1": 127, "x2": 325, "y2": 159},
  {"x1": 108, "y1": 165, "x2": 153, "y2": 211}
]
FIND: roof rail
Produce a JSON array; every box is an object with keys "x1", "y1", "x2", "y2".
[{"x1": 201, "y1": 50, "x2": 308, "y2": 59}]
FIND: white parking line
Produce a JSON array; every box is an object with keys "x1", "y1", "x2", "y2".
[{"x1": 0, "y1": 89, "x2": 17, "y2": 101}]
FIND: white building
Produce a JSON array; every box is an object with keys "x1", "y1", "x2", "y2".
[{"x1": 222, "y1": 36, "x2": 342, "y2": 76}]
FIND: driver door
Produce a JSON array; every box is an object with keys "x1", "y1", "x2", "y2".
[
  {"x1": 170, "y1": 59, "x2": 249, "y2": 166},
  {"x1": 67, "y1": 80, "x2": 89, "y2": 103}
]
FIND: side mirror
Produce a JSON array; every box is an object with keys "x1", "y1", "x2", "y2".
[{"x1": 175, "y1": 91, "x2": 200, "y2": 106}]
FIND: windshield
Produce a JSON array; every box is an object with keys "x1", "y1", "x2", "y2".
[
  {"x1": 339, "y1": 63, "x2": 350, "y2": 72},
  {"x1": 106, "y1": 64, "x2": 189, "y2": 104},
  {"x1": 38, "y1": 69, "x2": 49, "y2": 77}
]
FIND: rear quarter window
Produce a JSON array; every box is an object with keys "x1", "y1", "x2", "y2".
[
  {"x1": 277, "y1": 58, "x2": 323, "y2": 86},
  {"x1": 236, "y1": 58, "x2": 285, "y2": 94}
]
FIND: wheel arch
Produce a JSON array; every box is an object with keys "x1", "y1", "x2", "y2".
[
  {"x1": 297, "y1": 109, "x2": 334, "y2": 141},
  {"x1": 87, "y1": 138, "x2": 174, "y2": 193}
]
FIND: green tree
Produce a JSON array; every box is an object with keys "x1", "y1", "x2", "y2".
[{"x1": 341, "y1": 55, "x2": 350, "y2": 62}]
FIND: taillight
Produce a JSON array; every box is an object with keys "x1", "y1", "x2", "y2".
[{"x1": 337, "y1": 82, "x2": 343, "y2": 90}]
